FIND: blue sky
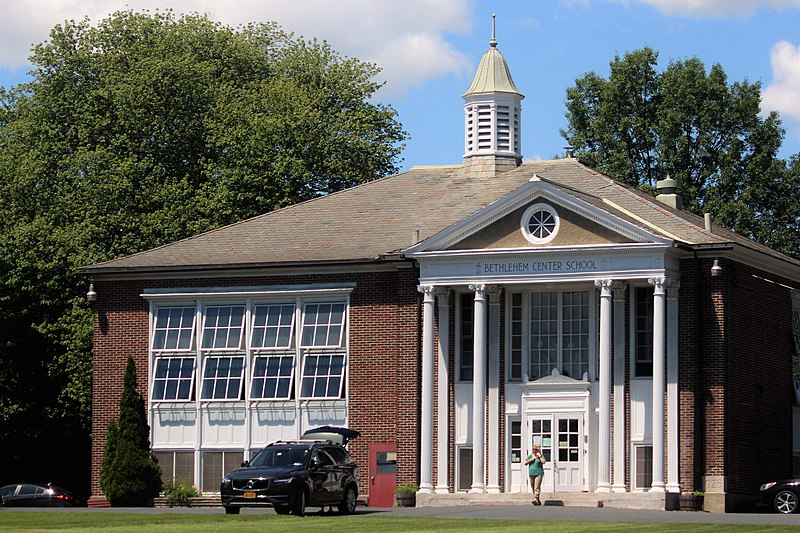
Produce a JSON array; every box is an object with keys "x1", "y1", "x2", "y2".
[{"x1": 1, "y1": 1, "x2": 799, "y2": 171}]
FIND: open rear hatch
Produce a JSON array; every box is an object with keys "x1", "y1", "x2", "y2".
[{"x1": 301, "y1": 426, "x2": 360, "y2": 447}]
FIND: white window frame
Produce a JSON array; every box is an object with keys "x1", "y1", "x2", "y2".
[
  {"x1": 152, "y1": 306, "x2": 196, "y2": 352},
  {"x1": 300, "y1": 302, "x2": 346, "y2": 348},
  {"x1": 200, "y1": 355, "x2": 245, "y2": 401},
  {"x1": 633, "y1": 444, "x2": 653, "y2": 490},
  {"x1": 299, "y1": 352, "x2": 346, "y2": 400},
  {"x1": 520, "y1": 203, "x2": 560, "y2": 245},
  {"x1": 456, "y1": 291, "x2": 474, "y2": 383},
  {"x1": 631, "y1": 286, "x2": 654, "y2": 378},
  {"x1": 250, "y1": 354, "x2": 295, "y2": 400},
  {"x1": 152, "y1": 356, "x2": 196, "y2": 402},
  {"x1": 201, "y1": 305, "x2": 245, "y2": 351}
]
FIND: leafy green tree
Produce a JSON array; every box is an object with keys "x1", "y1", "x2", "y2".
[
  {"x1": 0, "y1": 9, "x2": 406, "y2": 491},
  {"x1": 99, "y1": 357, "x2": 162, "y2": 506},
  {"x1": 562, "y1": 47, "x2": 800, "y2": 258}
]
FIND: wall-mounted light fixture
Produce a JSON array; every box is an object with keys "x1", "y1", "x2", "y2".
[
  {"x1": 710, "y1": 259, "x2": 722, "y2": 277},
  {"x1": 86, "y1": 283, "x2": 97, "y2": 302}
]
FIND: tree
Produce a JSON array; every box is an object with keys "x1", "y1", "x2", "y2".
[
  {"x1": 562, "y1": 47, "x2": 800, "y2": 258},
  {"x1": 0, "y1": 10, "x2": 407, "y2": 492},
  {"x1": 99, "y1": 357, "x2": 162, "y2": 506}
]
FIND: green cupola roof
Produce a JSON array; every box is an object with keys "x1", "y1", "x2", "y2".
[{"x1": 462, "y1": 14, "x2": 523, "y2": 97}]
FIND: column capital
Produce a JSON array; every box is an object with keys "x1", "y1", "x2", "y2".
[
  {"x1": 648, "y1": 276, "x2": 668, "y2": 293},
  {"x1": 666, "y1": 280, "x2": 680, "y2": 299},
  {"x1": 612, "y1": 281, "x2": 627, "y2": 300},
  {"x1": 485, "y1": 285, "x2": 502, "y2": 304},
  {"x1": 433, "y1": 286, "x2": 450, "y2": 298},
  {"x1": 468, "y1": 283, "x2": 487, "y2": 300},
  {"x1": 417, "y1": 284, "x2": 436, "y2": 298}
]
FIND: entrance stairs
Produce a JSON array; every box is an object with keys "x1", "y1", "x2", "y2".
[{"x1": 417, "y1": 491, "x2": 667, "y2": 510}]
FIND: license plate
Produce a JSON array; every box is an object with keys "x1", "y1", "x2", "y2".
[{"x1": 244, "y1": 491, "x2": 256, "y2": 499}]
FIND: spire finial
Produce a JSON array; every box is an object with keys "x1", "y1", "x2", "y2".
[{"x1": 490, "y1": 13, "x2": 497, "y2": 47}]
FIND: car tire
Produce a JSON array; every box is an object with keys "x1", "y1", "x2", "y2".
[
  {"x1": 338, "y1": 485, "x2": 357, "y2": 515},
  {"x1": 774, "y1": 490, "x2": 799, "y2": 514},
  {"x1": 274, "y1": 504, "x2": 291, "y2": 515},
  {"x1": 224, "y1": 506, "x2": 240, "y2": 515},
  {"x1": 292, "y1": 489, "x2": 306, "y2": 517}
]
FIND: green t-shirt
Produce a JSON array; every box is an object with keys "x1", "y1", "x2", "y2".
[{"x1": 526, "y1": 454, "x2": 544, "y2": 476}]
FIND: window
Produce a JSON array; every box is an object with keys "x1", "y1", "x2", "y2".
[
  {"x1": 509, "y1": 293, "x2": 523, "y2": 381},
  {"x1": 251, "y1": 304, "x2": 295, "y2": 349},
  {"x1": 528, "y1": 290, "x2": 590, "y2": 380},
  {"x1": 153, "y1": 357, "x2": 195, "y2": 400},
  {"x1": 301, "y1": 303, "x2": 346, "y2": 347},
  {"x1": 635, "y1": 445, "x2": 653, "y2": 489},
  {"x1": 521, "y1": 203, "x2": 560, "y2": 245},
  {"x1": 155, "y1": 451, "x2": 194, "y2": 486},
  {"x1": 201, "y1": 356, "x2": 245, "y2": 400},
  {"x1": 457, "y1": 447, "x2": 473, "y2": 491},
  {"x1": 509, "y1": 420, "x2": 522, "y2": 464},
  {"x1": 300, "y1": 353, "x2": 345, "y2": 399},
  {"x1": 530, "y1": 418, "x2": 553, "y2": 462},
  {"x1": 250, "y1": 355, "x2": 294, "y2": 400},
  {"x1": 202, "y1": 306, "x2": 245, "y2": 350},
  {"x1": 634, "y1": 287, "x2": 654, "y2": 377},
  {"x1": 153, "y1": 307, "x2": 196, "y2": 351},
  {"x1": 202, "y1": 451, "x2": 243, "y2": 493},
  {"x1": 459, "y1": 293, "x2": 474, "y2": 381}
]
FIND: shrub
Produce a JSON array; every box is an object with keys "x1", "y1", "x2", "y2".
[
  {"x1": 99, "y1": 356, "x2": 162, "y2": 506},
  {"x1": 395, "y1": 483, "x2": 418, "y2": 494},
  {"x1": 163, "y1": 480, "x2": 200, "y2": 507}
]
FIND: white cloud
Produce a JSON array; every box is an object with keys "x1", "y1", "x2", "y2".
[
  {"x1": 0, "y1": 0, "x2": 473, "y2": 95},
  {"x1": 762, "y1": 41, "x2": 800, "y2": 121},
  {"x1": 616, "y1": 0, "x2": 800, "y2": 17}
]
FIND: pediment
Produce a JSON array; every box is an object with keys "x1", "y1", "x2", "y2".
[{"x1": 405, "y1": 175, "x2": 670, "y2": 255}]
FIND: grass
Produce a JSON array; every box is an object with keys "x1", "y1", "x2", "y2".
[{"x1": 0, "y1": 513, "x2": 797, "y2": 533}]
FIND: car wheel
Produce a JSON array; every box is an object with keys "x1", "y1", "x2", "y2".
[
  {"x1": 224, "y1": 506, "x2": 240, "y2": 515},
  {"x1": 774, "y1": 490, "x2": 799, "y2": 514},
  {"x1": 292, "y1": 489, "x2": 306, "y2": 517},
  {"x1": 338, "y1": 485, "x2": 357, "y2": 515},
  {"x1": 274, "y1": 504, "x2": 291, "y2": 515}
]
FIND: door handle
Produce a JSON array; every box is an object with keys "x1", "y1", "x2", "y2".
[{"x1": 371, "y1": 475, "x2": 375, "y2": 485}]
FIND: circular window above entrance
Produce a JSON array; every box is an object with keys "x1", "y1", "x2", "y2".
[{"x1": 521, "y1": 203, "x2": 560, "y2": 244}]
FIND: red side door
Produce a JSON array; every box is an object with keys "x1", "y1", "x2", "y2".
[{"x1": 367, "y1": 442, "x2": 397, "y2": 507}]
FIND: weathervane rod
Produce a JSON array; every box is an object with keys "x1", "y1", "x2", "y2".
[{"x1": 490, "y1": 13, "x2": 497, "y2": 47}]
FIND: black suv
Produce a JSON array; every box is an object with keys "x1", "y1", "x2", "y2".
[{"x1": 220, "y1": 426, "x2": 360, "y2": 516}]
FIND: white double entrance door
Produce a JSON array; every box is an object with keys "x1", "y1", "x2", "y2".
[{"x1": 526, "y1": 414, "x2": 584, "y2": 493}]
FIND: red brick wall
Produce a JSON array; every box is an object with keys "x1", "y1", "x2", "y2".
[{"x1": 90, "y1": 265, "x2": 421, "y2": 498}]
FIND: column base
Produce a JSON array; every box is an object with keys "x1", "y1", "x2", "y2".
[
  {"x1": 665, "y1": 483, "x2": 681, "y2": 493},
  {"x1": 418, "y1": 483, "x2": 434, "y2": 494},
  {"x1": 649, "y1": 482, "x2": 666, "y2": 493},
  {"x1": 469, "y1": 484, "x2": 486, "y2": 494},
  {"x1": 486, "y1": 484, "x2": 501, "y2": 494},
  {"x1": 611, "y1": 484, "x2": 628, "y2": 493},
  {"x1": 434, "y1": 485, "x2": 450, "y2": 494},
  {"x1": 596, "y1": 482, "x2": 612, "y2": 493}
]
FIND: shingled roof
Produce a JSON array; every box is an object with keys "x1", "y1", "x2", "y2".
[{"x1": 79, "y1": 158, "x2": 800, "y2": 276}]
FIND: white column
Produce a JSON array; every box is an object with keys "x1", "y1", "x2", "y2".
[
  {"x1": 595, "y1": 279, "x2": 613, "y2": 492},
  {"x1": 666, "y1": 281, "x2": 681, "y2": 493},
  {"x1": 649, "y1": 277, "x2": 667, "y2": 492},
  {"x1": 611, "y1": 283, "x2": 628, "y2": 492},
  {"x1": 469, "y1": 283, "x2": 487, "y2": 493},
  {"x1": 486, "y1": 286, "x2": 502, "y2": 493},
  {"x1": 418, "y1": 285, "x2": 436, "y2": 493},
  {"x1": 434, "y1": 288, "x2": 451, "y2": 494}
]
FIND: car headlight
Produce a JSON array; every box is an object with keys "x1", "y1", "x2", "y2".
[
  {"x1": 272, "y1": 477, "x2": 294, "y2": 484},
  {"x1": 760, "y1": 482, "x2": 776, "y2": 491},
  {"x1": 221, "y1": 477, "x2": 232, "y2": 486}
]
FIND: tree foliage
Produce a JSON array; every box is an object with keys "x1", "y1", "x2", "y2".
[
  {"x1": 0, "y1": 9, "x2": 407, "y2": 492},
  {"x1": 562, "y1": 47, "x2": 800, "y2": 258},
  {"x1": 99, "y1": 357, "x2": 162, "y2": 506}
]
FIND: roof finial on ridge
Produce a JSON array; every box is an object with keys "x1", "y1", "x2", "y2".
[{"x1": 490, "y1": 13, "x2": 497, "y2": 48}]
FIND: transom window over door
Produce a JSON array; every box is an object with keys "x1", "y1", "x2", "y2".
[{"x1": 526, "y1": 290, "x2": 591, "y2": 380}]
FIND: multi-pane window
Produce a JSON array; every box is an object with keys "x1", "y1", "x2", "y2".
[
  {"x1": 154, "y1": 451, "x2": 194, "y2": 486},
  {"x1": 251, "y1": 305, "x2": 295, "y2": 349},
  {"x1": 509, "y1": 420, "x2": 522, "y2": 464},
  {"x1": 634, "y1": 287, "x2": 654, "y2": 377},
  {"x1": 300, "y1": 354, "x2": 345, "y2": 399},
  {"x1": 202, "y1": 451, "x2": 243, "y2": 493},
  {"x1": 201, "y1": 356, "x2": 245, "y2": 400},
  {"x1": 153, "y1": 307, "x2": 196, "y2": 351},
  {"x1": 301, "y1": 303, "x2": 346, "y2": 347},
  {"x1": 528, "y1": 291, "x2": 590, "y2": 380},
  {"x1": 635, "y1": 445, "x2": 653, "y2": 489},
  {"x1": 153, "y1": 357, "x2": 195, "y2": 400},
  {"x1": 251, "y1": 355, "x2": 294, "y2": 399},
  {"x1": 202, "y1": 306, "x2": 245, "y2": 350},
  {"x1": 459, "y1": 293, "x2": 474, "y2": 381},
  {"x1": 457, "y1": 447, "x2": 473, "y2": 491},
  {"x1": 509, "y1": 293, "x2": 523, "y2": 381}
]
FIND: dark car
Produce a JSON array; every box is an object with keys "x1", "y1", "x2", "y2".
[
  {"x1": 0, "y1": 483, "x2": 84, "y2": 507},
  {"x1": 220, "y1": 426, "x2": 360, "y2": 516},
  {"x1": 760, "y1": 478, "x2": 800, "y2": 514}
]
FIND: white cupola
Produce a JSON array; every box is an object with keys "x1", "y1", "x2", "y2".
[{"x1": 461, "y1": 14, "x2": 524, "y2": 174}]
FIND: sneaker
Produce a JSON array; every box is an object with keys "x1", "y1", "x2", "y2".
[{"x1": 533, "y1": 499, "x2": 541, "y2": 506}]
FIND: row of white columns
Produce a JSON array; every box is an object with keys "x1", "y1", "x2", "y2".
[{"x1": 418, "y1": 277, "x2": 679, "y2": 494}]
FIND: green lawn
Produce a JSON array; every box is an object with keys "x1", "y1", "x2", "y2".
[{"x1": 0, "y1": 513, "x2": 795, "y2": 533}]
